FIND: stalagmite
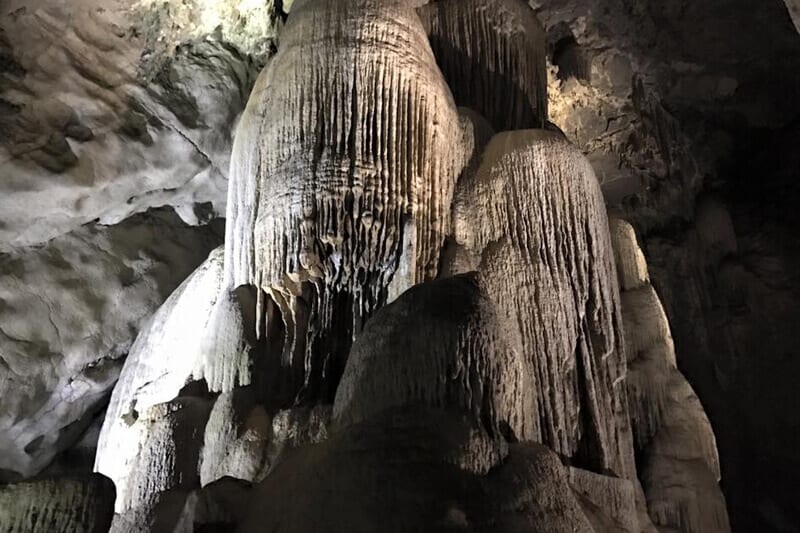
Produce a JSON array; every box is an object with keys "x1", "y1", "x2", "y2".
[
  {"x1": 108, "y1": 396, "x2": 213, "y2": 532},
  {"x1": 222, "y1": 0, "x2": 471, "y2": 404},
  {"x1": 334, "y1": 274, "x2": 536, "y2": 451},
  {"x1": 199, "y1": 388, "x2": 271, "y2": 487},
  {"x1": 609, "y1": 217, "x2": 730, "y2": 532},
  {"x1": 446, "y1": 130, "x2": 634, "y2": 480},
  {"x1": 95, "y1": 247, "x2": 230, "y2": 512},
  {"x1": 418, "y1": 0, "x2": 548, "y2": 131}
]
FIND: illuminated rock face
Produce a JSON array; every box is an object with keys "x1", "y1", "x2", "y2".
[
  {"x1": 84, "y1": 1, "x2": 730, "y2": 531},
  {"x1": 223, "y1": 0, "x2": 470, "y2": 403},
  {"x1": 95, "y1": 247, "x2": 226, "y2": 512}
]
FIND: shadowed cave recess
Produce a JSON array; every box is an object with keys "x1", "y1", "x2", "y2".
[{"x1": 0, "y1": 0, "x2": 799, "y2": 531}]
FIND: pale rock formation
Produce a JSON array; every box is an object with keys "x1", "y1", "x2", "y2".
[
  {"x1": 241, "y1": 274, "x2": 641, "y2": 532},
  {"x1": 418, "y1": 0, "x2": 548, "y2": 131},
  {"x1": 265, "y1": 405, "x2": 331, "y2": 469},
  {"x1": 52, "y1": 2, "x2": 739, "y2": 531},
  {"x1": 94, "y1": 246, "x2": 225, "y2": 511},
  {"x1": 0, "y1": 473, "x2": 115, "y2": 533},
  {"x1": 200, "y1": 388, "x2": 270, "y2": 487},
  {"x1": 202, "y1": 401, "x2": 332, "y2": 486},
  {"x1": 0, "y1": 0, "x2": 265, "y2": 249},
  {"x1": 222, "y1": 0, "x2": 471, "y2": 403},
  {"x1": 609, "y1": 217, "x2": 729, "y2": 532},
  {"x1": 108, "y1": 395, "x2": 213, "y2": 531},
  {"x1": 447, "y1": 129, "x2": 634, "y2": 480},
  {"x1": 0, "y1": 209, "x2": 221, "y2": 480}
]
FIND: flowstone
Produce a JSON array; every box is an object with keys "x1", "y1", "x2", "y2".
[{"x1": 86, "y1": 1, "x2": 731, "y2": 531}]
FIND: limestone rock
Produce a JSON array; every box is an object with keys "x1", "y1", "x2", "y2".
[
  {"x1": 418, "y1": 0, "x2": 548, "y2": 131},
  {"x1": 485, "y1": 443, "x2": 596, "y2": 533},
  {"x1": 240, "y1": 408, "x2": 605, "y2": 533},
  {"x1": 0, "y1": 473, "x2": 115, "y2": 533},
  {"x1": 0, "y1": 0, "x2": 265, "y2": 249},
  {"x1": 0, "y1": 209, "x2": 221, "y2": 480},
  {"x1": 200, "y1": 388, "x2": 270, "y2": 487},
  {"x1": 567, "y1": 466, "x2": 658, "y2": 533},
  {"x1": 266, "y1": 405, "x2": 331, "y2": 470},
  {"x1": 108, "y1": 395, "x2": 214, "y2": 529},
  {"x1": 447, "y1": 129, "x2": 634, "y2": 480},
  {"x1": 223, "y1": 0, "x2": 470, "y2": 403},
  {"x1": 786, "y1": 0, "x2": 800, "y2": 33},
  {"x1": 94, "y1": 246, "x2": 225, "y2": 511},
  {"x1": 334, "y1": 274, "x2": 535, "y2": 455},
  {"x1": 609, "y1": 217, "x2": 729, "y2": 532}
]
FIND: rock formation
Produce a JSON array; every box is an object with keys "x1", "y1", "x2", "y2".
[
  {"x1": 0, "y1": 473, "x2": 115, "y2": 533},
  {"x1": 11, "y1": 0, "x2": 800, "y2": 529},
  {"x1": 0, "y1": 210, "x2": 221, "y2": 481}
]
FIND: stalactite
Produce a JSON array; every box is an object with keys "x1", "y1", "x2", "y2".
[
  {"x1": 223, "y1": 0, "x2": 470, "y2": 404},
  {"x1": 418, "y1": 0, "x2": 548, "y2": 131}
]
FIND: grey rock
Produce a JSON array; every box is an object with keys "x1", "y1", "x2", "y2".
[{"x1": 0, "y1": 209, "x2": 221, "y2": 480}]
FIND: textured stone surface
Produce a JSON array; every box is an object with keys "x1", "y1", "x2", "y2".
[
  {"x1": 2, "y1": 1, "x2": 798, "y2": 531},
  {"x1": 94, "y1": 247, "x2": 225, "y2": 510},
  {"x1": 239, "y1": 407, "x2": 605, "y2": 533},
  {"x1": 0, "y1": 473, "x2": 115, "y2": 533},
  {"x1": 447, "y1": 129, "x2": 634, "y2": 480},
  {"x1": 108, "y1": 395, "x2": 213, "y2": 527},
  {"x1": 222, "y1": 0, "x2": 471, "y2": 404},
  {"x1": 609, "y1": 217, "x2": 729, "y2": 532},
  {"x1": 646, "y1": 194, "x2": 800, "y2": 531},
  {"x1": 0, "y1": 0, "x2": 269, "y2": 249},
  {"x1": 334, "y1": 274, "x2": 534, "y2": 453},
  {"x1": 0, "y1": 209, "x2": 221, "y2": 480},
  {"x1": 418, "y1": 0, "x2": 548, "y2": 131},
  {"x1": 200, "y1": 388, "x2": 270, "y2": 487},
  {"x1": 787, "y1": 0, "x2": 800, "y2": 32}
]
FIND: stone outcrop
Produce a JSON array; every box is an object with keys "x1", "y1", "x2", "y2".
[
  {"x1": 446, "y1": 130, "x2": 634, "y2": 480},
  {"x1": 94, "y1": 247, "x2": 225, "y2": 511},
  {"x1": 418, "y1": 0, "x2": 548, "y2": 131},
  {"x1": 0, "y1": 0, "x2": 273, "y2": 249}
]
